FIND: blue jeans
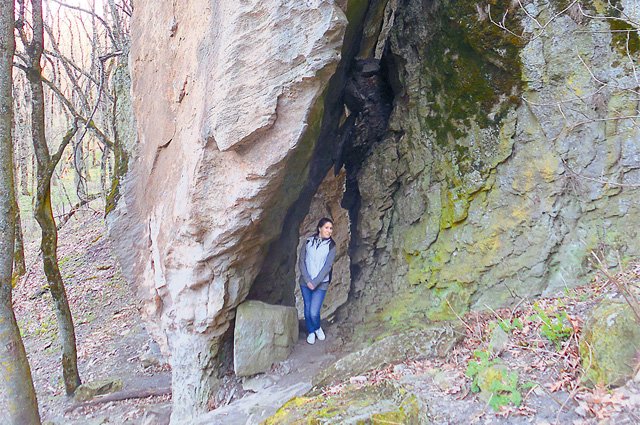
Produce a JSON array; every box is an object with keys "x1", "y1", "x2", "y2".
[{"x1": 300, "y1": 285, "x2": 327, "y2": 334}]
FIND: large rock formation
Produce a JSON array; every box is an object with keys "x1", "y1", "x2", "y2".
[
  {"x1": 339, "y1": 0, "x2": 640, "y2": 334},
  {"x1": 108, "y1": 0, "x2": 640, "y2": 421},
  {"x1": 108, "y1": 1, "x2": 349, "y2": 421}
]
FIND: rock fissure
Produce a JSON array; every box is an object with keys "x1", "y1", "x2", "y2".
[{"x1": 248, "y1": 0, "x2": 377, "y2": 311}]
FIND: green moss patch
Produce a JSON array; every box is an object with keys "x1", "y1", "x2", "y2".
[
  {"x1": 263, "y1": 382, "x2": 425, "y2": 425},
  {"x1": 418, "y1": 0, "x2": 524, "y2": 150},
  {"x1": 609, "y1": 18, "x2": 640, "y2": 56},
  {"x1": 580, "y1": 300, "x2": 640, "y2": 387}
]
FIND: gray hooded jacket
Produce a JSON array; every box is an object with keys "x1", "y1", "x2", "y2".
[{"x1": 299, "y1": 236, "x2": 336, "y2": 290}]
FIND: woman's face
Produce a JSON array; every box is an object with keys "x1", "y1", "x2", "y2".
[{"x1": 319, "y1": 222, "x2": 333, "y2": 239}]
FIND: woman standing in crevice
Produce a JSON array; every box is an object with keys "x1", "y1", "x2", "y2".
[{"x1": 298, "y1": 217, "x2": 336, "y2": 345}]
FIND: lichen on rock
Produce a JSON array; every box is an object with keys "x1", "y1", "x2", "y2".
[
  {"x1": 344, "y1": 0, "x2": 640, "y2": 335},
  {"x1": 264, "y1": 381, "x2": 427, "y2": 425},
  {"x1": 580, "y1": 300, "x2": 640, "y2": 387}
]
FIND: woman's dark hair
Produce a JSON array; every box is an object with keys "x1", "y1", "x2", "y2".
[
  {"x1": 311, "y1": 217, "x2": 335, "y2": 248},
  {"x1": 314, "y1": 217, "x2": 333, "y2": 236}
]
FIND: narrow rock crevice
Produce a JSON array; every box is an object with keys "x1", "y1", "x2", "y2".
[
  {"x1": 247, "y1": 1, "x2": 397, "y2": 341},
  {"x1": 246, "y1": 2, "x2": 376, "y2": 308},
  {"x1": 338, "y1": 55, "x2": 397, "y2": 298}
]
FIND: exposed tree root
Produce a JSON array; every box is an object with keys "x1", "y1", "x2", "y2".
[{"x1": 65, "y1": 387, "x2": 171, "y2": 413}]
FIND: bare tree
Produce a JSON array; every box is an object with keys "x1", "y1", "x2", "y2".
[
  {"x1": 16, "y1": 0, "x2": 82, "y2": 395},
  {"x1": 10, "y1": 90, "x2": 26, "y2": 279},
  {"x1": 46, "y1": 0, "x2": 131, "y2": 209},
  {"x1": 12, "y1": 153, "x2": 26, "y2": 279},
  {"x1": 0, "y1": 0, "x2": 42, "y2": 421}
]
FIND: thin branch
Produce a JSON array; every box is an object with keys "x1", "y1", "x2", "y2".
[
  {"x1": 517, "y1": 0, "x2": 542, "y2": 28},
  {"x1": 487, "y1": 4, "x2": 525, "y2": 40},
  {"x1": 560, "y1": 157, "x2": 640, "y2": 188},
  {"x1": 55, "y1": 193, "x2": 100, "y2": 230},
  {"x1": 13, "y1": 60, "x2": 115, "y2": 150},
  {"x1": 591, "y1": 252, "x2": 640, "y2": 324},
  {"x1": 577, "y1": 2, "x2": 640, "y2": 28},
  {"x1": 50, "y1": 121, "x2": 79, "y2": 174},
  {"x1": 447, "y1": 300, "x2": 475, "y2": 335},
  {"x1": 49, "y1": 0, "x2": 118, "y2": 48},
  {"x1": 43, "y1": 49, "x2": 114, "y2": 103},
  {"x1": 576, "y1": 53, "x2": 607, "y2": 87}
]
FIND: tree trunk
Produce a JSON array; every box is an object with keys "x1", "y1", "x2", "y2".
[
  {"x1": 30, "y1": 154, "x2": 35, "y2": 199},
  {"x1": 13, "y1": 71, "x2": 31, "y2": 197},
  {"x1": 12, "y1": 183, "x2": 26, "y2": 279},
  {"x1": 0, "y1": 0, "x2": 42, "y2": 421},
  {"x1": 26, "y1": 0, "x2": 81, "y2": 396},
  {"x1": 19, "y1": 139, "x2": 30, "y2": 196},
  {"x1": 73, "y1": 130, "x2": 87, "y2": 200},
  {"x1": 11, "y1": 96, "x2": 26, "y2": 279},
  {"x1": 33, "y1": 176, "x2": 81, "y2": 395},
  {"x1": 100, "y1": 144, "x2": 109, "y2": 198}
]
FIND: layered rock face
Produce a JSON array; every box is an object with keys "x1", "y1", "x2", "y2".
[
  {"x1": 109, "y1": 0, "x2": 640, "y2": 421},
  {"x1": 109, "y1": 1, "x2": 347, "y2": 421},
  {"x1": 342, "y1": 0, "x2": 640, "y2": 330}
]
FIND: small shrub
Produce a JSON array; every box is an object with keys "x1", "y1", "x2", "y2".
[
  {"x1": 496, "y1": 317, "x2": 523, "y2": 333},
  {"x1": 466, "y1": 350, "x2": 522, "y2": 410},
  {"x1": 529, "y1": 304, "x2": 573, "y2": 349}
]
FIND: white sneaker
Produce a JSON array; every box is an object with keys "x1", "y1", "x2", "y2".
[
  {"x1": 315, "y1": 327, "x2": 326, "y2": 341},
  {"x1": 306, "y1": 333, "x2": 316, "y2": 344}
]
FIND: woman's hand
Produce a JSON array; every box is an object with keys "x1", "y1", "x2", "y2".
[{"x1": 306, "y1": 281, "x2": 315, "y2": 290}]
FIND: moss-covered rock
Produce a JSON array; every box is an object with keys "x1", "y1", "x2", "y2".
[
  {"x1": 475, "y1": 362, "x2": 521, "y2": 408},
  {"x1": 314, "y1": 324, "x2": 461, "y2": 388},
  {"x1": 346, "y1": 0, "x2": 640, "y2": 335},
  {"x1": 467, "y1": 351, "x2": 522, "y2": 411},
  {"x1": 580, "y1": 300, "x2": 640, "y2": 387},
  {"x1": 74, "y1": 378, "x2": 123, "y2": 402},
  {"x1": 263, "y1": 382, "x2": 428, "y2": 425}
]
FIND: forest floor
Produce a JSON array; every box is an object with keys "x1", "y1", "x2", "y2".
[
  {"x1": 10, "y1": 205, "x2": 640, "y2": 424},
  {"x1": 315, "y1": 275, "x2": 640, "y2": 424},
  {"x1": 13, "y1": 205, "x2": 172, "y2": 425}
]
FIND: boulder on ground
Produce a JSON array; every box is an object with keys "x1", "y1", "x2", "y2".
[
  {"x1": 234, "y1": 301, "x2": 298, "y2": 377},
  {"x1": 488, "y1": 325, "x2": 509, "y2": 355},
  {"x1": 313, "y1": 324, "x2": 461, "y2": 388},
  {"x1": 74, "y1": 378, "x2": 123, "y2": 402},
  {"x1": 580, "y1": 300, "x2": 640, "y2": 387}
]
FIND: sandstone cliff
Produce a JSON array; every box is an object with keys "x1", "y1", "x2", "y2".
[{"x1": 108, "y1": 1, "x2": 349, "y2": 421}]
